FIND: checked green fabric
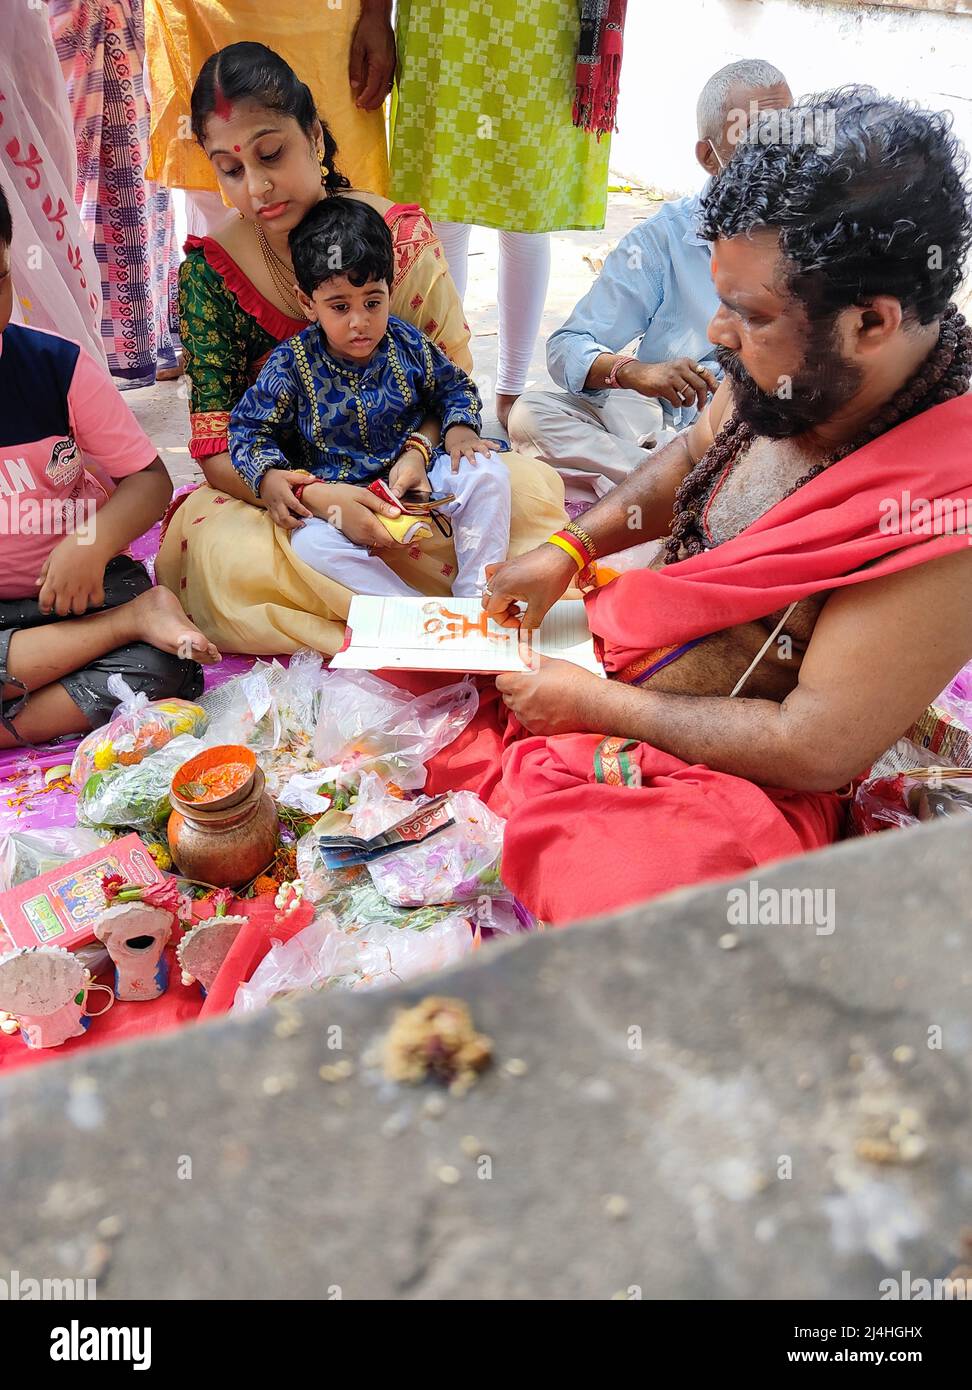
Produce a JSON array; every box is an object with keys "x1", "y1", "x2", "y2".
[{"x1": 389, "y1": 0, "x2": 611, "y2": 233}]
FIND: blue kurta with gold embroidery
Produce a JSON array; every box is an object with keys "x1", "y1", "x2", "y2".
[{"x1": 228, "y1": 316, "x2": 483, "y2": 494}]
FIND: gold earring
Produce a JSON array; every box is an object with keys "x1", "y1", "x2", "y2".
[
  {"x1": 319, "y1": 152, "x2": 330, "y2": 186},
  {"x1": 238, "y1": 210, "x2": 245, "y2": 220}
]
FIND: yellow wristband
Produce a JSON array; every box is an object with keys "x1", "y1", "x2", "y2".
[{"x1": 546, "y1": 533, "x2": 586, "y2": 569}]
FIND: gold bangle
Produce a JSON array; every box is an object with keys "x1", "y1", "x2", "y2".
[
  {"x1": 546, "y1": 533, "x2": 586, "y2": 569},
  {"x1": 564, "y1": 520, "x2": 597, "y2": 561},
  {"x1": 402, "y1": 437, "x2": 431, "y2": 467}
]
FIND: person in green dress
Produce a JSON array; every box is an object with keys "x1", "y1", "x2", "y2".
[{"x1": 389, "y1": 0, "x2": 624, "y2": 428}]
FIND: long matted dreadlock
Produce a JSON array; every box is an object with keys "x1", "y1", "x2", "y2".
[{"x1": 665, "y1": 86, "x2": 972, "y2": 564}]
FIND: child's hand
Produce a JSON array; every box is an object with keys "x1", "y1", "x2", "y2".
[
  {"x1": 259, "y1": 470, "x2": 315, "y2": 530},
  {"x1": 444, "y1": 425, "x2": 499, "y2": 472},
  {"x1": 324, "y1": 484, "x2": 402, "y2": 549},
  {"x1": 38, "y1": 535, "x2": 109, "y2": 617},
  {"x1": 388, "y1": 448, "x2": 431, "y2": 498}
]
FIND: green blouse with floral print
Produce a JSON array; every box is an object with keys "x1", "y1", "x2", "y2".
[{"x1": 179, "y1": 240, "x2": 305, "y2": 461}]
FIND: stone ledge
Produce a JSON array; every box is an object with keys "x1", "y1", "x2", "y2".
[{"x1": 0, "y1": 816, "x2": 969, "y2": 1300}]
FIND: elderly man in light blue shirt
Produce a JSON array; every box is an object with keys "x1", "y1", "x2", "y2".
[{"x1": 509, "y1": 59, "x2": 792, "y2": 499}]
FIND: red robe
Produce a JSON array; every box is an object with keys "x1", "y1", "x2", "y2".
[{"x1": 427, "y1": 395, "x2": 972, "y2": 924}]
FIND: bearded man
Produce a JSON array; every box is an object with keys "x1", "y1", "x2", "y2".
[{"x1": 434, "y1": 87, "x2": 972, "y2": 926}]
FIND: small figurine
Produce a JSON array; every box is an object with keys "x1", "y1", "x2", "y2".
[
  {"x1": 177, "y1": 890, "x2": 247, "y2": 997},
  {"x1": 0, "y1": 946, "x2": 113, "y2": 1049},
  {"x1": 95, "y1": 874, "x2": 190, "y2": 1002}
]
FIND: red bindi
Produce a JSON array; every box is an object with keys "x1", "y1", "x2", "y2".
[{"x1": 233, "y1": 145, "x2": 241, "y2": 152}]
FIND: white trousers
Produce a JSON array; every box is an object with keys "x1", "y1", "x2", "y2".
[
  {"x1": 289, "y1": 452, "x2": 512, "y2": 598},
  {"x1": 508, "y1": 386, "x2": 678, "y2": 500},
  {"x1": 434, "y1": 222, "x2": 551, "y2": 396}
]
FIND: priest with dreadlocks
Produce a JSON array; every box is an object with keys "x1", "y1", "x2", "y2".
[{"x1": 422, "y1": 87, "x2": 972, "y2": 925}]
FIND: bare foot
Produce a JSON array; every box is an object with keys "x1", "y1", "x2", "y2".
[
  {"x1": 156, "y1": 352, "x2": 185, "y2": 382},
  {"x1": 495, "y1": 392, "x2": 519, "y2": 431},
  {"x1": 128, "y1": 587, "x2": 221, "y2": 664}
]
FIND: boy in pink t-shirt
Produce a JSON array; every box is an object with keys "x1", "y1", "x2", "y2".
[{"x1": 0, "y1": 186, "x2": 219, "y2": 746}]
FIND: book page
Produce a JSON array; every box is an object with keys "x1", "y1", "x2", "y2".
[
  {"x1": 332, "y1": 597, "x2": 603, "y2": 675},
  {"x1": 531, "y1": 601, "x2": 604, "y2": 675}
]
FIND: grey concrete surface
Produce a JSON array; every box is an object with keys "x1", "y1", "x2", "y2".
[{"x1": 1, "y1": 814, "x2": 969, "y2": 1301}]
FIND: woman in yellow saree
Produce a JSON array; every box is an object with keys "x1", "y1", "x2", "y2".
[{"x1": 155, "y1": 44, "x2": 566, "y2": 656}]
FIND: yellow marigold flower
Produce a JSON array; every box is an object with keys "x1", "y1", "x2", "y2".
[
  {"x1": 93, "y1": 741, "x2": 115, "y2": 771},
  {"x1": 147, "y1": 843, "x2": 173, "y2": 871}
]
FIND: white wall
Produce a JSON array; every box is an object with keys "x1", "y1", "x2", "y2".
[{"x1": 612, "y1": 0, "x2": 972, "y2": 195}]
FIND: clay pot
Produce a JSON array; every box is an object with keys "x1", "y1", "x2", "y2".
[
  {"x1": 168, "y1": 748, "x2": 277, "y2": 889},
  {"x1": 170, "y1": 745, "x2": 258, "y2": 814}
]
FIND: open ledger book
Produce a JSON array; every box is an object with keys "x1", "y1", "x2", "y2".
[{"x1": 332, "y1": 596, "x2": 605, "y2": 675}]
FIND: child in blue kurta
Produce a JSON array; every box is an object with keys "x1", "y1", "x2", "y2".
[{"x1": 229, "y1": 197, "x2": 511, "y2": 598}]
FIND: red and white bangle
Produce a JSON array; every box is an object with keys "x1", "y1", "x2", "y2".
[
  {"x1": 402, "y1": 434, "x2": 432, "y2": 468},
  {"x1": 606, "y1": 353, "x2": 638, "y2": 389}
]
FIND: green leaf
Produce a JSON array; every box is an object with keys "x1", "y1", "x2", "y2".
[{"x1": 176, "y1": 780, "x2": 208, "y2": 801}]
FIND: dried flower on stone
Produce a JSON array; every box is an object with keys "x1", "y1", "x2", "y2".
[{"x1": 382, "y1": 996, "x2": 493, "y2": 1088}]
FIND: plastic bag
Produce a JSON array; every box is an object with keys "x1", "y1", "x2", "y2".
[
  {"x1": 0, "y1": 826, "x2": 108, "y2": 892},
  {"x1": 852, "y1": 768, "x2": 972, "y2": 834},
  {"x1": 290, "y1": 772, "x2": 398, "y2": 901},
  {"x1": 232, "y1": 897, "x2": 474, "y2": 1012},
  {"x1": 347, "y1": 781, "x2": 526, "y2": 930},
  {"x1": 201, "y1": 651, "x2": 324, "y2": 750},
  {"x1": 71, "y1": 675, "x2": 208, "y2": 788},
  {"x1": 76, "y1": 734, "x2": 205, "y2": 831},
  {"x1": 276, "y1": 772, "x2": 335, "y2": 816},
  {"x1": 273, "y1": 649, "x2": 325, "y2": 747},
  {"x1": 295, "y1": 778, "x2": 529, "y2": 933},
  {"x1": 346, "y1": 770, "x2": 413, "y2": 838},
  {"x1": 201, "y1": 665, "x2": 280, "y2": 752},
  {"x1": 853, "y1": 668, "x2": 972, "y2": 833},
  {"x1": 326, "y1": 875, "x2": 471, "y2": 937},
  {"x1": 937, "y1": 659, "x2": 972, "y2": 722},
  {"x1": 295, "y1": 823, "x2": 345, "y2": 904},
  {"x1": 312, "y1": 670, "x2": 478, "y2": 790},
  {"x1": 200, "y1": 652, "x2": 331, "y2": 800},
  {"x1": 367, "y1": 790, "x2": 505, "y2": 905}
]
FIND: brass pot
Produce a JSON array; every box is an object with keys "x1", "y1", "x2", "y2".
[{"x1": 168, "y1": 765, "x2": 278, "y2": 888}]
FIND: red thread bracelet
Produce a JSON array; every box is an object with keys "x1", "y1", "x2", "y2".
[{"x1": 606, "y1": 354, "x2": 638, "y2": 389}]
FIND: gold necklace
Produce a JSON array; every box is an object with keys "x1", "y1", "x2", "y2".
[{"x1": 254, "y1": 224, "x2": 303, "y2": 319}]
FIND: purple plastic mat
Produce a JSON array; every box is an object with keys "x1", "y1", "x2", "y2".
[
  {"x1": 0, "y1": 653, "x2": 258, "y2": 835},
  {"x1": 129, "y1": 519, "x2": 162, "y2": 578}
]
